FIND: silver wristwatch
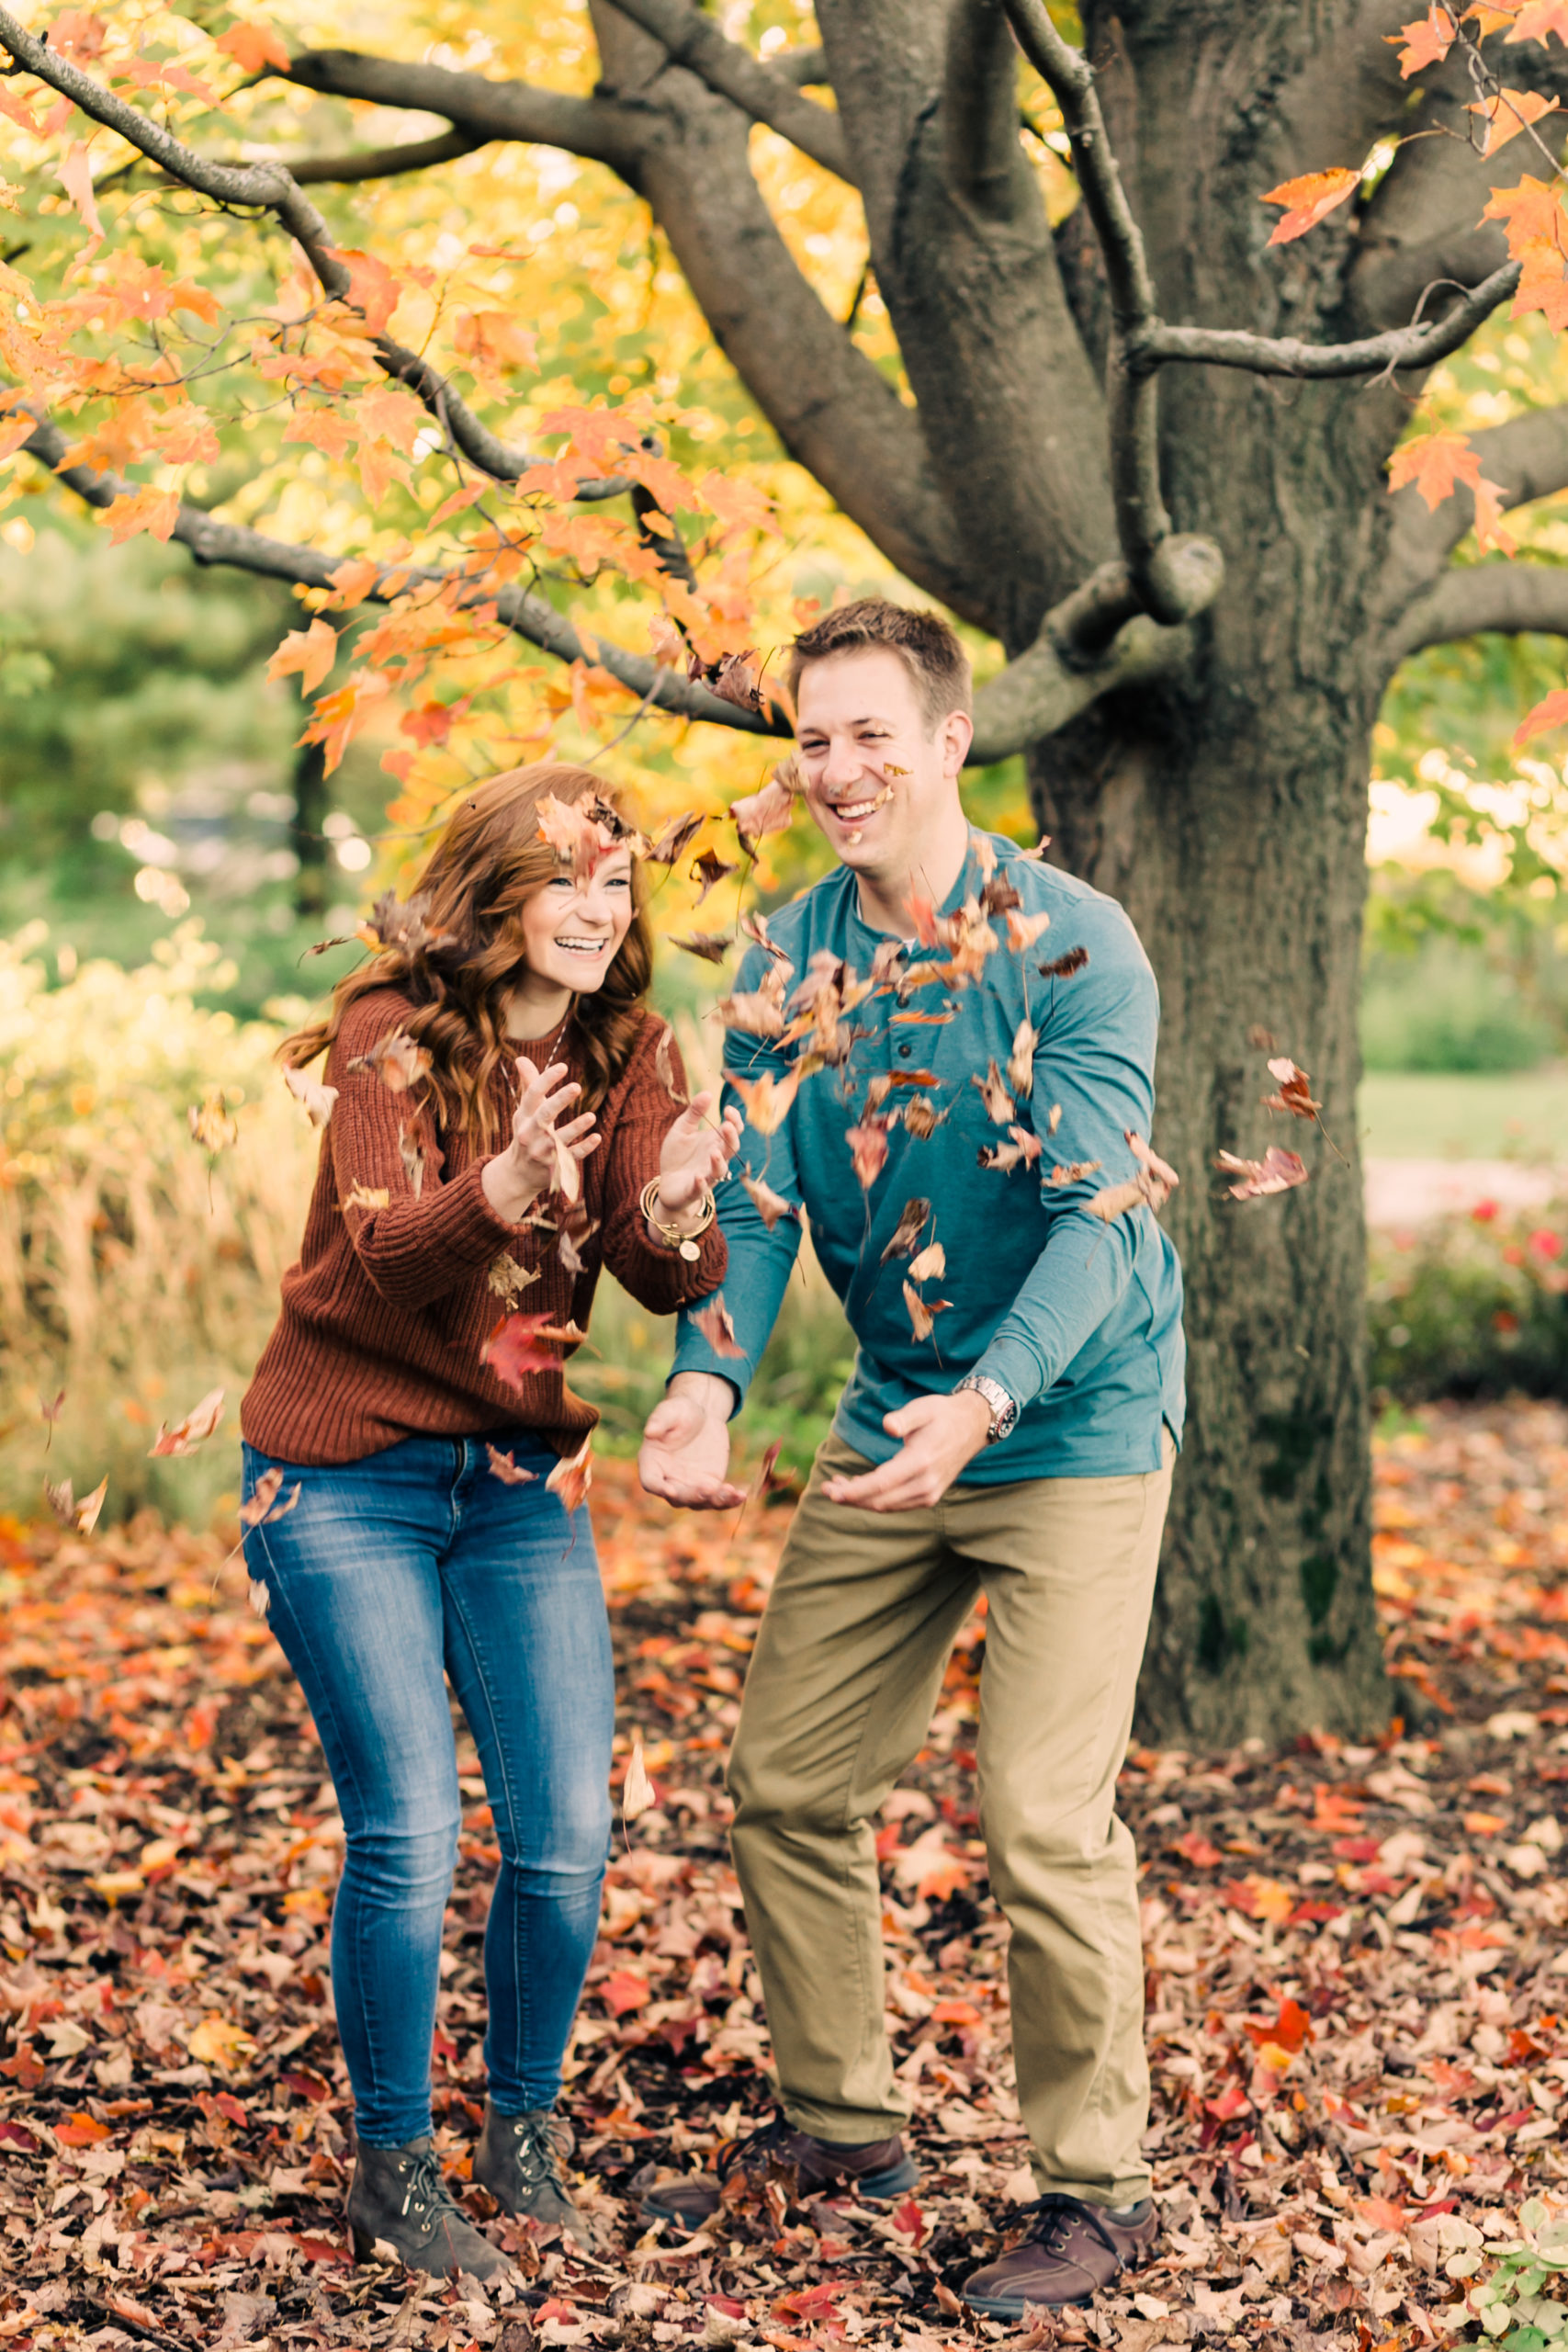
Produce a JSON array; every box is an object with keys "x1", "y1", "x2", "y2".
[{"x1": 954, "y1": 1373, "x2": 1019, "y2": 1443}]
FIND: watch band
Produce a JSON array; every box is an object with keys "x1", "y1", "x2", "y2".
[{"x1": 954, "y1": 1373, "x2": 1019, "y2": 1443}]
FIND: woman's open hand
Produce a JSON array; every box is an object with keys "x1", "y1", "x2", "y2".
[
  {"x1": 653, "y1": 1090, "x2": 742, "y2": 1227},
  {"x1": 482, "y1": 1059, "x2": 600, "y2": 1224}
]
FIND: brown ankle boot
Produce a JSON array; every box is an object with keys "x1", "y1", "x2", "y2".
[
  {"x1": 963, "y1": 2195, "x2": 1157, "y2": 2316},
  {"x1": 641, "y1": 2114, "x2": 918, "y2": 2233}
]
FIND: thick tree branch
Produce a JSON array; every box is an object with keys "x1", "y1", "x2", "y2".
[
  {"x1": 276, "y1": 49, "x2": 644, "y2": 173},
  {"x1": 968, "y1": 605, "x2": 1191, "y2": 762},
  {"x1": 1388, "y1": 560, "x2": 1568, "y2": 662},
  {"x1": 599, "y1": 0, "x2": 852, "y2": 183},
  {"x1": 943, "y1": 0, "x2": 1031, "y2": 220},
  {"x1": 0, "y1": 14, "x2": 634, "y2": 501},
  {"x1": 1003, "y1": 0, "x2": 1225, "y2": 632},
  {"x1": 282, "y1": 128, "x2": 486, "y2": 186},
  {"x1": 17, "y1": 405, "x2": 783, "y2": 734}
]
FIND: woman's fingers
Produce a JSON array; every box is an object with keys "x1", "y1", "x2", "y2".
[
  {"x1": 568, "y1": 1133, "x2": 603, "y2": 1162},
  {"x1": 552, "y1": 1111, "x2": 597, "y2": 1144}
]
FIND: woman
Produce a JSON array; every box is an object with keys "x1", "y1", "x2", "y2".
[{"x1": 240, "y1": 763, "x2": 738, "y2": 2278}]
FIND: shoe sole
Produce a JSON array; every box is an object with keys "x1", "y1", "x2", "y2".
[
  {"x1": 963, "y1": 2287, "x2": 1094, "y2": 2320},
  {"x1": 641, "y1": 2153, "x2": 920, "y2": 2233}
]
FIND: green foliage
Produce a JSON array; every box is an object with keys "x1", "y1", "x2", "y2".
[
  {"x1": 1361, "y1": 940, "x2": 1556, "y2": 1072},
  {"x1": 1370, "y1": 1198, "x2": 1568, "y2": 1400},
  {"x1": 1445, "y1": 2199, "x2": 1568, "y2": 2349}
]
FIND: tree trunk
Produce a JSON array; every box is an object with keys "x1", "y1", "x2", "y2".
[{"x1": 291, "y1": 736, "x2": 329, "y2": 920}]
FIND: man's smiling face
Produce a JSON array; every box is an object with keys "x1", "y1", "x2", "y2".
[{"x1": 795, "y1": 647, "x2": 970, "y2": 899}]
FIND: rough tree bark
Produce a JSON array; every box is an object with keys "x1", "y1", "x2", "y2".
[{"x1": 9, "y1": 0, "x2": 1568, "y2": 1739}]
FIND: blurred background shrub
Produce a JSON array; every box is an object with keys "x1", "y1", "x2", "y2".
[{"x1": 1370, "y1": 1200, "x2": 1568, "y2": 1402}]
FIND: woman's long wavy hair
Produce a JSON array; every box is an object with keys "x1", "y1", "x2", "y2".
[{"x1": 283, "y1": 763, "x2": 654, "y2": 1144}]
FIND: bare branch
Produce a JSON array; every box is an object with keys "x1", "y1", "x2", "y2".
[
  {"x1": 1130, "y1": 261, "x2": 1519, "y2": 380},
  {"x1": 969, "y1": 603, "x2": 1191, "y2": 762},
  {"x1": 276, "y1": 47, "x2": 644, "y2": 173},
  {"x1": 282, "y1": 128, "x2": 486, "y2": 186},
  {"x1": 0, "y1": 12, "x2": 633, "y2": 501},
  {"x1": 18, "y1": 404, "x2": 784, "y2": 734},
  {"x1": 1002, "y1": 0, "x2": 1223, "y2": 633},
  {"x1": 602, "y1": 0, "x2": 851, "y2": 182},
  {"x1": 1388, "y1": 560, "x2": 1568, "y2": 662}
]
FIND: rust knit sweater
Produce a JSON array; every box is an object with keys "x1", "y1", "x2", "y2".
[{"x1": 241, "y1": 987, "x2": 726, "y2": 1466}]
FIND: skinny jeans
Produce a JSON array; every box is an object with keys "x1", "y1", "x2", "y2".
[{"x1": 240, "y1": 1430, "x2": 613, "y2": 2147}]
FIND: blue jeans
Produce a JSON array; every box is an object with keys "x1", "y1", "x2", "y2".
[{"x1": 240, "y1": 1430, "x2": 613, "y2": 2147}]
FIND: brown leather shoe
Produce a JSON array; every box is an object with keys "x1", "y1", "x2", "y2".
[
  {"x1": 640, "y1": 2115, "x2": 918, "y2": 2232},
  {"x1": 962, "y1": 2195, "x2": 1157, "y2": 2316}
]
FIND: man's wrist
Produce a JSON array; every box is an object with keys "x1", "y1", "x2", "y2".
[
  {"x1": 668, "y1": 1369, "x2": 738, "y2": 1421},
  {"x1": 953, "y1": 1374, "x2": 1019, "y2": 1443}
]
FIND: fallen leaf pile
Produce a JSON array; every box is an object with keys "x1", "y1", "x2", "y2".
[{"x1": 6, "y1": 1403, "x2": 1568, "y2": 2346}]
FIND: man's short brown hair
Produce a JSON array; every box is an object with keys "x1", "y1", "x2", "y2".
[{"x1": 785, "y1": 597, "x2": 972, "y2": 732}]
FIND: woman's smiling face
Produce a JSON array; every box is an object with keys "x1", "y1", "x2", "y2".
[{"x1": 515, "y1": 847, "x2": 635, "y2": 996}]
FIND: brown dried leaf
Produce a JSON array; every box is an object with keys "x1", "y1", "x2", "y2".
[
  {"x1": 150, "y1": 1386, "x2": 226, "y2": 1458},
  {"x1": 846, "y1": 1116, "x2": 890, "y2": 1190},
  {"x1": 488, "y1": 1251, "x2": 540, "y2": 1305},
  {"x1": 648, "y1": 809, "x2": 704, "y2": 865},
  {"x1": 900, "y1": 1094, "x2": 948, "y2": 1140},
  {"x1": 284, "y1": 1067, "x2": 337, "y2": 1128},
  {"x1": 693, "y1": 1295, "x2": 745, "y2": 1358},
  {"x1": 45, "y1": 1475, "x2": 107, "y2": 1534},
  {"x1": 1008, "y1": 1019, "x2": 1038, "y2": 1099},
  {"x1": 341, "y1": 1182, "x2": 390, "y2": 1213},
  {"x1": 1006, "y1": 908, "x2": 1054, "y2": 953},
  {"x1": 718, "y1": 966, "x2": 788, "y2": 1037},
  {"x1": 1216, "y1": 1145, "x2": 1310, "y2": 1200},
  {"x1": 903, "y1": 1280, "x2": 953, "y2": 1342},
  {"x1": 187, "y1": 1092, "x2": 238, "y2": 1153},
  {"x1": 671, "y1": 931, "x2": 734, "y2": 964},
  {"x1": 1047, "y1": 1158, "x2": 1104, "y2": 1187},
  {"x1": 347, "y1": 1028, "x2": 432, "y2": 1096},
  {"x1": 399, "y1": 1115, "x2": 426, "y2": 1199},
  {"x1": 973, "y1": 1059, "x2": 1016, "y2": 1124},
  {"x1": 977, "y1": 1124, "x2": 1044, "y2": 1174},
  {"x1": 1089, "y1": 1131, "x2": 1181, "y2": 1220},
  {"x1": 546, "y1": 1433, "x2": 592, "y2": 1512},
  {"x1": 709, "y1": 650, "x2": 762, "y2": 712},
  {"x1": 366, "y1": 888, "x2": 446, "y2": 957},
  {"x1": 730, "y1": 1067, "x2": 801, "y2": 1136},
  {"x1": 881, "y1": 1198, "x2": 932, "y2": 1262},
  {"x1": 691, "y1": 848, "x2": 739, "y2": 905},
  {"x1": 486, "y1": 1445, "x2": 538, "y2": 1486},
  {"x1": 1039, "y1": 945, "x2": 1089, "y2": 981},
  {"x1": 908, "y1": 1239, "x2": 946, "y2": 1282},
  {"x1": 730, "y1": 773, "x2": 798, "y2": 855},
  {"x1": 1264, "y1": 1056, "x2": 1323, "y2": 1119},
  {"x1": 623, "y1": 1731, "x2": 657, "y2": 1822},
  {"x1": 740, "y1": 1168, "x2": 797, "y2": 1229}
]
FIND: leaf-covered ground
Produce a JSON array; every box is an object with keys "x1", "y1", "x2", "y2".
[{"x1": 6, "y1": 1404, "x2": 1568, "y2": 2350}]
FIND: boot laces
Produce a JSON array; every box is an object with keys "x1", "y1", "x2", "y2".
[
  {"x1": 1028, "y1": 2193, "x2": 1121, "y2": 2256},
  {"x1": 399, "y1": 2144, "x2": 462, "y2": 2226},
  {"x1": 504, "y1": 2110, "x2": 571, "y2": 2192},
  {"x1": 716, "y1": 2117, "x2": 792, "y2": 2181}
]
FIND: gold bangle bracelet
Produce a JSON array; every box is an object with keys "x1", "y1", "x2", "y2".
[{"x1": 639, "y1": 1177, "x2": 716, "y2": 1262}]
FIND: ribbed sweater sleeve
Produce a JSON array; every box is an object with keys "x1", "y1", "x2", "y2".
[{"x1": 327, "y1": 997, "x2": 525, "y2": 1313}]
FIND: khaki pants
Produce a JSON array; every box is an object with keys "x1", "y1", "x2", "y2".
[{"x1": 727, "y1": 1428, "x2": 1176, "y2": 2206}]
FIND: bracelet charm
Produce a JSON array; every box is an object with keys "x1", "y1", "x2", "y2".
[{"x1": 639, "y1": 1177, "x2": 715, "y2": 1261}]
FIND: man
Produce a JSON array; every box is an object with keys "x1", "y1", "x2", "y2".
[{"x1": 637, "y1": 599, "x2": 1184, "y2": 2319}]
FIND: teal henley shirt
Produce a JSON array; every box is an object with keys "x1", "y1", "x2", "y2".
[{"x1": 671, "y1": 831, "x2": 1185, "y2": 1481}]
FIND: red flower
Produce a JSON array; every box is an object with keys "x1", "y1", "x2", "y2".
[
  {"x1": 1503, "y1": 1245, "x2": 1526, "y2": 1266},
  {"x1": 1472, "y1": 1199, "x2": 1500, "y2": 1223},
  {"x1": 1529, "y1": 1228, "x2": 1563, "y2": 1260}
]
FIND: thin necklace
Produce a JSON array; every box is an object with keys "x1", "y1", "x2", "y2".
[{"x1": 513, "y1": 1002, "x2": 572, "y2": 1074}]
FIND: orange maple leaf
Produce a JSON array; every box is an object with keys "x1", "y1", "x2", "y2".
[
  {"x1": 282, "y1": 408, "x2": 357, "y2": 461},
  {"x1": 215, "y1": 18, "x2": 293, "y2": 73},
  {"x1": 299, "y1": 670, "x2": 392, "y2": 775},
  {"x1": 1466, "y1": 85, "x2": 1560, "y2": 154},
  {"x1": 103, "y1": 485, "x2": 180, "y2": 546},
  {"x1": 57, "y1": 141, "x2": 103, "y2": 243},
  {"x1": 267, "y1": 617, "x2": 340, "y2": 695},
  {"x1": 453, "y1": 311, "x2": 537, "y2": 377},
  {"x1": 1514, "y1": 684, "x2": 1568, "y2": 747},
  {"x1": 1506, "y1": 0, "x2": 1568, "y2": 40},
  {"x1": 1387, "y1": 428, "x2": 1482, "y2": 509},
  {"x1": 1386, "y1": 5, "x2": 1456, "y2": 74},
  {"x1": 354, "y1": 385, "x2": 427, "y2": 456},
  {"x1": 327, "y1": 248, "x2": 401, "y2": 334},
  {"x1": 1259, "y1": 166, "x2": 1360, "y2": 244},
  {"x1": 1473, "y1": 477, "x2": 1518, "y2": 553}
]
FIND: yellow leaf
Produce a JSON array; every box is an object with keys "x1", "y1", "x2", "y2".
[
  {"x1": 186, "y1": 2014, "x2": 256, "y2": 2072},
  {"x1": 57, "y1": 141, "x2": 102, "y2": 242},
  {"x1": 267, "y1": 616, "x2": 339, "y2": 695}
]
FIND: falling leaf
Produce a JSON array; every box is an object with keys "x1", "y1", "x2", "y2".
[
  {"x1": 1264, "y1": 1057, "x2": 1323, "y2": 1118},
  {"x1": 972, "y1": 1060, "x2": 1016, "y2": 1124},
  {"x1": 1089, "y1": 1132, "x2": 1181, "y2": 1221},
  {"x1": 903, "y1": 1281, "x2": 953, "y2": 1342},
  {"x1": 248, "y1": 1578, "x2": 270, "y2": 1618},
  {"x1": 399, "y1": 1116, "x2": 428, "y2": 1199},
  {"x1": 649, "y1": 809, "x2": 703, "y2": 863},
  {"x1": 363, "y1": 888, "x2": 446, "y2": 957},
  {"x1": 653, "y1": 1023, "x2": 690, "y2": 1106},
  {"x1": 537, "y1": 792, "x2": 619, "y2": 885},
  {"x1": 150, "y1": 1387, "x2": 226, "y2": 1458},
  {"x1": 340, "y1": 1183, "x2": 390, "y2": 1213},
  {"x1": 624, "y1": 1732, "x2": 657, "y2": 1822},
  {"x1": 1047, "y1": 1159, "x2": 1104, "y2": 1187},
  {"x1": 709, "y1": 650, "x2": 762, "y2": 711},
  {"x1": 1260, "y1": 166, "x2": 1360, "y2": 244},
  {"x1": 1216, "y1": 1145, "x2": 1311, "y2": 1199},
  {"x1": 908, "y1": 1240, "x2": 946, "y2": 1282},
  {"x1": 978, "y1": 1125, "x2": 1044, "y2": 1173},
  {"x1": 487, "y1": 1251, "x2": 541, "y2": 1305},
  {"x1": 546, "y1": 1433, "x2": 592, "y2": 1512},
  {"x1": 692, "y1": 1295, "x2": 745, "y2": 1358},
  {"x1": 1007, "y1": 1020, "x2": 1038, "y2": 1099},
  {"x1": 718, "y1": 966, "x2": 788, "y2": 1036},
  {"x1": 1047, "y1": 1102, "x2": 1063, "y2": 1134},
  {"x1": 729, "y1": 773, "x2": 797, "y2": 854},
  {"x1": 187, "y1": 1093, "x2": 238, "y2": 1153},
  {"x1": 346, "y1": 1030, "x2": 431, "y2": 1095},
  {"x1": 238, "y1": 1466, "x2": 284, "y2": 1528},
  {"x1": 1005, "y1": 908, "x2": 1054, "y2": 953},
  {"x1": 486, "y1": 1445, "x2": 538, "y2": 1485},
  {"x1": 846, "y1": 1118, "x2": 890, "y2": 1190},
  {"x1": 730, "y1": 1068, "x2": 801, "y2": 1135},
  {"x1": 45, "y1": 1475, "x2": 107, "y2": 1534},
  {"x1": 1038, "y1": 946, "x2": 1089, "y2": 981},
  {"x1": 740, "y1": 1168, "x2": 797, "y2": 1228},
  {"x1": 671, "y1": 931, "x2": 734, "y2": 963},
  {"x1": 558, "y1": 1205, "x2": 601, "y2": 1273},
  {"x1": 41, "y1": 1388, "x2": 64, "y2": 1450},
  {"x1": 283, "y1": 1067, "x2": 337, "y2": 1128},
  {"x1": 901, "y1": 1095, "x2": 947, "y2": 1139},
  {"x1": 691, "y1": 848, "x2": 739, "y2": 903},
  {"x1": 881, "y1": 1198, "x2": 932, "y2": 1262},
  {"x1": 482, "y1": 1313, "x2": 574, "y2": 1386}
]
